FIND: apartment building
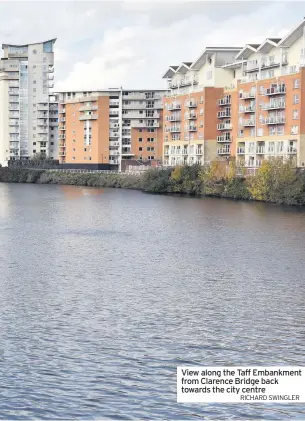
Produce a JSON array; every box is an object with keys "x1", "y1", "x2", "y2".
[
  {"x1": 219, "y1": 19, "x2": 305, "y2": 168},
  {"x1": 0, "y1": 39, "x2": 58, "y2": 167},
  {"x1": 162, "y1": 47, "x2": 241, "y2": 166},
  {"x1": 57, "y1": 89, "x2": 165, "y2": 170}
]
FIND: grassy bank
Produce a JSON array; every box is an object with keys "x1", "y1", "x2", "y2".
[{"x1": 1, "y1": 159, "x2": 305, "y2": 206}]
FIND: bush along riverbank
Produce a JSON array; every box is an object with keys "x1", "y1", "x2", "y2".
[{"x1": 1, "y1": 159, "x2": 305, "y2": 205}]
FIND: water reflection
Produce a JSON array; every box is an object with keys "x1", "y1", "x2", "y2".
[{"x1": 0, "y1": 184, "x2": 304, "y2": 420}]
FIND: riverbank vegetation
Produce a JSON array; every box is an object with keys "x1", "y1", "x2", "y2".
[{"x1": 0, "y1": 159, "x2": 305, "y2": 205}]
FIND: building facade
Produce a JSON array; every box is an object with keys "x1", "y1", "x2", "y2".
[
  {"x1": 57, "y1": 89, "x2": 165, "y2": 170},
  {"x1": 162, "y1": 19, "x2": 305, "y2": 169},
  {"x1": 162, "y1": 47, "x2": 241, "y2": 166},
  {"x1": 0, "y1": 39, "x2": 58, "y2": 167}
]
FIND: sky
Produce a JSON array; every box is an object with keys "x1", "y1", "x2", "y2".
[{"x1": 0, "y1": 1, "x2": 304, "y2": 91}]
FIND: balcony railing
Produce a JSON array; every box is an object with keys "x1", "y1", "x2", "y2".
[
  {"x1": 217, "y1": 135, "x2": 232, "y2": 143},
  {"x1": 265, "y1": 85, "x2": 286, "y2": 95},
  {"x1": 169, "y1": 126, "x2": 181, "y2": 133},
  {"x1": 217, "y1": 123, "x2": 232, "y2": 130},
  {"x1": 218, "y1": 110, "x2": 231, "y2": 118},
  {"x1": 261, "y1": 101, "x2": 285, "y2": 110},
  {"x1": 243, "y1": 119, "x2": 255, "y2": 127},
  {"x1": 79, "y1": 105, "x2": 98, "y2": 112},
  {"x1": 217, "y1": 147, "x2": 231, "y2": 155},
  {"x1": 218, "y1": 97, "x2": 231, "y2": 106},
  {"x1": 237, "y1": 147, "x2": 245, "y2": 154},
  {"x1": 186, "y1": 125, "x2": 197, "y2": 132},
  {"x1": 240, "y1": 91, "x2": 256, "y2": 100},
  {"x1": 79, "y1": 114, "x2": 98, "y2": 120},
  {"x1": 185, "y1": 112, "x2": 197, "y2": 119},
  {"x1": 185, "y1": 101, "x2": 197, "y2": 108},
  {"x1": 265, "y1": 116, "x2": 286, "y2": 125},
  {"x1": 168, "y1": 103, "x2": 181, "y2": 111},
  {"x1": 256, "y1": 147, "x2": 265, "y2": 154},
  {"x1": 167, "y1": 115, "x2": 181, "y2": 122},
  {"x1": 287, "y1": 146, "x2": 297, "y2": 154}
]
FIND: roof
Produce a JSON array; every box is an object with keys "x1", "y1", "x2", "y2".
[
  {"x1": 257, "y1": 38, "x2": 281, "y2": 54},
  {"x1": 2, "y1": 38, "x2": 57, "y2": 49},
  {"x1": 235, "y1": 44, "x2": 259, "y2": 60},
  {"x1": 191, "y1": 46, "x2": 242, "y2": 70},
  {"x1": 183, "y1": 62, "x2": 193, "y2": 67},
  {"x1": 162, "y1": 65, "x2": 179, "y2": 79},
  {"x1": 279, "y1": 19, "x2": 305, "y2": 47}
]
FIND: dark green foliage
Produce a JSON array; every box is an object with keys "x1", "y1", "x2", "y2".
[{"x1": 0, "y1": 165, "x2": 305, "y2": 206}]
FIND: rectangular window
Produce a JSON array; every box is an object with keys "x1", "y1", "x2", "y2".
[
  {"x1": 294, "y1": 79, "x2": 300, "y2": 89},
  {"x1": 277, "y1": 126, "x2": 284, "y2": 135},
  {"x1": 139, "y1": 147, "x2": 142, "y2": 151},
  {"x1": 139, "y1": 138, "x2": 143, "y2": 142},
  {"x1": 293, "y1": 110, "x2": 299, "y2": 120},
  {"x1": 293, "y1": 94, "x2": 299, "y2": 104},
  {"x1": 207, "y1": 71, "x2": 213, "y2": 80}
]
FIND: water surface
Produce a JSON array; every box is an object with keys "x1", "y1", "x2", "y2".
[{"x1": 0, "y1": 183, "x2": 304, "y2": 420}]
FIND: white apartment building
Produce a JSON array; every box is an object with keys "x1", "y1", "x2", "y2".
[{"x1": 0, "y1": 39, "x2": 57, "y2": 167}]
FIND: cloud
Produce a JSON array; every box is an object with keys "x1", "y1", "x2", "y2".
[{"x1": 0, "y1": 2, "x2": 304, "y2": 90}]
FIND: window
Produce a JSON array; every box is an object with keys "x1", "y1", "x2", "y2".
[
  {"x1": 89, "y1": 157, "x2": 92, "y2": 161},
  {"x1": 294, "y1": 79, "x2": 300, "y2": 89},
  {"x1": 200, "y1": 108, "x2": 204, "y2": 116},
  {"x1": 207, "y1": 70, "x2": 213, "y2": 80},
  {"x1": 269, "y1": 126, "x2": 276, "y2": 136},
  {"x1": 293, "y1": 110, "x2": 299, "y2": 120},
  {"x1": 291, "y1": 125, "x2": 299, "y2": 134},
  {"x1": 33, "y1": 142, "x2": 36, "y2": 145},
  {"x1": 238, "y1": 129, "x2": 244, "y2": 137},
  {"x1": 139, "y1": 138, "x2": 143, "y2": 142},
  {"x1": 200, "y1": 96, "x2": 204, "y2": 104},
  {"x1": 139, "y1": 129, "x2": 142, "y2": 132},
  {"x1": 50, "y1": 142, "x2": 54, "y2": 145},
  {"x1": 139, "y1": 147, "x2": 142, "y2": 151},
  {"x1": 72, "y1": 130, "x2": 75, "y2": 134},
  {"x1": 147, "y1": 147, "x2": 151, "y2": 151},
  {"x1": 293, "y1": 95, "x2": 299, "y2": 104},
  {"x1": 260, "y1": 86, "x2": 264, "y2": 95},
  {"x1": 277, "y1": 126, "x2": 284, "y2": 135},
  {"x1": 33, "y1": 150, "x2": 36, "y2": 153},
  {"x1": 84, "y1": 148, "x2": 87, "y2": 151},
  {"x1": 73, "y1": 148, "x2": 75, "y2": 152},
  {"x1": 257, "y1": 128, "x2": 263, "y2": 137},
  {"x1": 72, "y1": 157, "x2": 75, "y2": 160},
  {"x1": 148, "y1": 156, "x2": 155, "y2": 160}
]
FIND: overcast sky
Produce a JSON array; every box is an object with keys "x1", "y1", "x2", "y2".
[{"x1": 0, "y1": 1, "x2": 303, "y2": 91}]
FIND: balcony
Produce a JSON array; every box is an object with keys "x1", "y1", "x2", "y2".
[
  {"x1": 170, "y1": 126, "x2": 181, "y2": 133},
  {"x1": 79, "y1": 105, "x2": 98, "y2": 112},
  {"x1": 265, "y1": 116, "x2": 286, "y2": 125},
  {"x1": 123, "y1": 103, "x2": 146, "y2": 110},
  {"x1": 256, "y1": 146, "x2": 265, "y2": 154},
  {"x1": 59, "y1": 117, "x2": 66, "y2": 122},
  {"x1": 218, "y1": 110, "x2": 231, "y2": 118},
  {"x1": 167, "y1": 114, "x2": 181, "y2": 122},
  {"x1": 246, "y1": 61, "x2": 259, "y2": 73},
  {"x1": 121, "y1": 151, "x2": 135, "y2": 156},
  {"x1": 244, "y1": 105, "x2": 256, "y2": 113},
  {"x1": 110, "y1": 141, "x2": 120, "y2": 147},
  {"x1": 186, "y1": 125, "x2": 197, "y2": 132},
  {"x1": 185, "y1": 112, "x2": 197, "y2": 120},
  {"x1": 195, "y1": 149, "x2": 203, "y2": 155},
  {"x1": 261, "y1": 58, "x2": 280, "y2": 69},
  {"x1": 240, "y1": 91, "x2": 256, "y2": 100},
  {"x1": 58, "y1": 151, "x2": 66, "y2": 156},
  {"x1": 169, "y1": 82, "x2": 178, "y2": 89},
  {"x1": 265, "y1": 85, "x2": 286, "y2": 95},
  {"x1": 262, "y1": 101, "x2": 285, "y2": 110},
  {"x1": 79, "y1": 114, "x2": 98, "y2": 120},
  {"x1": 217, "y1": 135, "x2": 232, "y2": 143},
  {"x1": 49, "y1": 121, "x2": 58, "y2": 126},
  {"x1": 287, "y1": 146, "x2": 297, "y2": 154},
  {"x1": 218, "y1": 97, "x2": 231, "y2": 106},
  {"x1": 9, "y1": 127, "x2": 19, "y2": 134},
  {"x1": 217, "y1": 147, "x2": 231, "y2": 155},
  {"x1": 109, "y1": 132, "x2": 119, "y2": 138},
  {"x1": 59, "y1": 125, "x2": 66, "y2": 131},
  {"x1": 59, "y1": 134, "x2": 65, "y2": 140},
  {"x1": 9, "y1": 96, "x2": 19, "y2": 103},
  {"x1": 217, "y1": 123, "x2": 232, "y2": 130},
  {"x1": 243, "y1": 119, "x2": 255, "y2": 127},
  {"x1": 37, "y1": 126, "x2": 48, "y2": 133},
  {"x1": 109, "y1": 159, "x2": 119, "y2": 164},
  {"x1": 185, "y1": 100, "x2": 197, "y2": 108},
  {"x1": 237, "y1": 147, "x2": 245, "y2": 154},
  {"x1": 168, "y1": 103, "x2": 181, "y2": 111},
  {"x1": 131, "y1": 121, "x2": 159, "y2": 128}
]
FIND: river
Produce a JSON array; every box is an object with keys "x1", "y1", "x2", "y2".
[{"x1": 0, "y1": 183, "x2": 304, "y2": 420}]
